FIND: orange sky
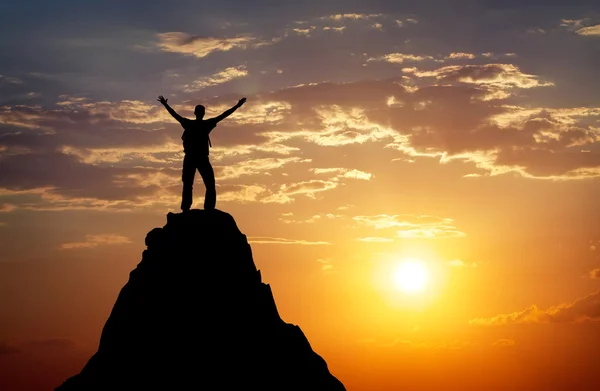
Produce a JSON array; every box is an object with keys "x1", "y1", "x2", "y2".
[{"x1": 1, "y1": 2, "x2": 600, "y2": 390}]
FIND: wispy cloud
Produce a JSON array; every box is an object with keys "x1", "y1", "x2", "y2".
[
  {"x1": 247, "y1": 236, "x2": 331, "y2": 245},
  {"x1": 217, "y1": 157, "x2": 311, "y2": 180},
  {"x1": 60, "y1": 234, "x2": 132, "y2": 249},
  {"x1": 395, "y1": 18, "x2": 418, "y2": 27},
  {"x1": 262, "y1": 179, "x2": 339, "y2": 203},
  {"x1": 368, "y1": 53, "x2": 434, "y2": 64},
  {"x1": 470, "y1": 290, "x2": 600, "y2": 325},
  {"x1": 319, "y1": 13, "x2": 383, "y2": 21},
  {"x1": 575, "y1": 24, "x2": 600, "y2": 36},
  {"x1": 560, "y1": 19, "x2": 587, "y2": 30},
  {"x1": 354, "y1": 237, "x2": 394, "y2": 243},
  {"x1": 403, "y1": 64, "x2": 554, "y2": 89},
  {"x1": 217, "y1": 184, "x2": 267, "y2": 203},
  {"x1": 445, "y1": 52, "x2": 476, "y2": 60},
  {"x1": 492, "y1": 339, "x2": 516, "y2": 347},
  {"x1": 0, "y1": 75, "x2": 23, "y2": 85},
  {"x1": 317, "y1": 257, "x2": 336, "y2": 274},
  {"x1": 448, "y1": 259, "x2": 478, "y2": 268},
  {"x1": 291, "y1": 27, "x2": 316, "y2": 36},
  {"x1": 322, "y1": 26, "x2": 345, "y2": 33},
  {"x1": 0, "y1": 342, "x2": 20, "y2": 355},
  {"x1": 183, "y1": 66, "x2": 248, "y2": 92},
  {"x1": 0, "y1": 203, "x2": 15, "y2": 212},
  {"x1": 352, "y1": 214, "x2": 466, "y2": 238},
  {"x1": 310, "y1": 167, "x2": 372, "y2": 180},
  {"x1": 156, "y1": 32, "x2": 272, "y2": 58},
  {"x1": 526, "y1": 27, "x2": 546, "y2": 34},
  {"x1": 279, "y1": 212, "x2": 343, "y2": 224}
]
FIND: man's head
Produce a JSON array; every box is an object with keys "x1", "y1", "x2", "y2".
[{"x1": 194, "y1": 104, "x2": 205, "y2": 119}]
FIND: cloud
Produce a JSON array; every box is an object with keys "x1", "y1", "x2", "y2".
[
  {"x1": 352, "y1": 214, "x2": 466, "y2": 238},
  {"x1": 526, "y1": 28, "x2": 546, "y2": 34},
  {"x1": 317, "y1": 258, "x2": 336, "y2": 274},
  {"x1": 262, "y1": 104, "x2": 400, "y2": 147},
  {"x1": 448, "y1": 259, "x2": 478, "y2": 268},
  {"x1": 217, "y1": 184, "x2": 267, "y2": 203},
  {"x1": 395, "y1": 18, "x2": 418, "y2": 27},
  {"x1": 445, "y1": 52, "x2": 476, "y2": 60},
  {"x1": 492, "y1": 339, "x2": 515, "y2": 347},
  {"x1": 0, "y1": 100, "x2": 173, "y2": 152},
  {"x1": 0, "y1": 339, "x2": 79, "y2": 357},
  {"x1": 368, "y1": 53, "x2": 434, "y2": 64},
  {"x1": 354, "y1": 237, "x2": 394, "y2": 243},
  {"x1": 403, "y1": 64, "x2": 554, "y2": 89},
  {"x1": 156, "y1": 32, "x2": 271, "y2": 58},
  {"x1": 319, "y1": 14, "x2": 382, "y2": 21},
  {"x1": 60, "y1": 234, "x2": 132, "y2": 249},
  {"x1": 247, "y1": 237, "x2": 331, "y2": 245},
  {"x1": 322, "y1": 26, "x2": 345, "y2": 33},
  {"x1": 0, "y1": 342, "x2": 20, "y2": 355},
  {"x1": 261, "y1": 179, "x2": 338, "y2": 203},
  {"x1": 0, "y1": 152, "x2": 161, "y2": 203},
  {"x1": 183, "y1": 66, "x2": 248, "y2": 92},
  {"x1": 23, "y1": 339, "x2": 76, "y2": 351},
  {"x1": 448, "y1": 259, "x2": 466, "y2": 267},
  {"x1": 2, "y1": 76, "x2": 599, "y2": 213},
  {"x1": 217, "y1": 157, "x2": 311, "y2": 180},
  {"x1": 219, "y1": 180, "x2": 342, "y2": 205},
  {"x1": 469, "y1": 290, "x2": 600, "y2": 325},
  {"x1": 0, "y1": 75, "x2": 23, "y2": 85},
  {"x1": 0, "y1": 203, "x2": 15, "y2": 212},
  {"x1": 590, "y1": 268, "x2": 600, "y2": 279},
  {"x1": 560, "y1": 19, "x2": 586, "y2": 30},
  {"x1": 310, "y1": 167, "x2": 372, "y2": 180},
  {"x1": 205, "y1": 100, "x2": 292, "y2": 126},
  {"x1": 279, "y1": 213, "x2": 343, "y2": 224},
  {"x1": 362, "y1": 338, "x2": 478, "y2": 350},
  {"x1": 575, "y1": 24, "x2": 600, "y2": 36},
  {"x1": 291, "y1": 26, "x2": 316, "y2": 36}
]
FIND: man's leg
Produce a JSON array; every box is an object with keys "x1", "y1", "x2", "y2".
[
  {"x1": 181, "y1": 154, "x2": 196, "y2": 211},
  {"x1": 198, "y1": 156, "x2": 216, "y2": 210}
]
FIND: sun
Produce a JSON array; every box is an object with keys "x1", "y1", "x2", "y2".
[{"x1": 392, "y1": 259, "x2": 430, "y2": 294}]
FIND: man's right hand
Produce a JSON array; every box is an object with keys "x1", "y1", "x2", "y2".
[{"x1": 157, "y1": 95, "x2": 168, "y2": 105}]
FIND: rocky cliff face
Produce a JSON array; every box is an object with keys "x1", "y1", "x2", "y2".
[{"x1": 56, "y1": 209, "x2": 346, "y2": 390}]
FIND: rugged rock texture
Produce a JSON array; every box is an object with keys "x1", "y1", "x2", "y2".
[{"x1": 55, "y1": 209, "x2": 345, "y2": 390}]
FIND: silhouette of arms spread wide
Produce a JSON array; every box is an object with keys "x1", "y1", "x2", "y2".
[
  {"x1": 157, "y1": 95, "x2": 186, "y2": 124},
  {"x1": 212, "y1": 98, "x2": 246, "y2": 123}
]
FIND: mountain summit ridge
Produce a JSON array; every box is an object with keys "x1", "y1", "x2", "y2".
[{"x1": 56, "y1": 209, "x2": 346, "y2": 390}]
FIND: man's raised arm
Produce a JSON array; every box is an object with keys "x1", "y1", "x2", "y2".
[
  {"x1": 213, "y1": 98, "x2": 246, "y2": 123},
  {"x1": 157, "y1": 95, "x2": 186, "y2": 124}
]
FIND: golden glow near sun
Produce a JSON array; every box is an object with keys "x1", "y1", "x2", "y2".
[{"x1": 393, "y1": 259, "x2": 430, "y2": 293}]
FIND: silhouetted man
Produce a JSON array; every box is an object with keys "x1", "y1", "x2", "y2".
[{"x1": 157, "y1": 95, "x2": 246, "y2": 211}]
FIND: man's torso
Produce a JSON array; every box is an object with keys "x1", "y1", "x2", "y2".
[{"x1": 181, "y1": 118, "x2": 216, "y2": 155}]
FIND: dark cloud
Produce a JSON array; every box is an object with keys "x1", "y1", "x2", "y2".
[
  {"x1": 0, "y1": 152, "x2": 159, "y2": 201},
  {"x1": 0, "y1": 339, "x2": 76, "y2": 356},
  {"x1": 0, "y1": 342, "x2": 20, "y2": 355},
  {"x1": 1, "y1": 75, "x2": 598, "y2": 213},
  {"x1": 0, "y1": 104, "x2": 176, "y2": 152},
  {"x1": 23, "y1": 338, "x2": 76, "y2": 351}
]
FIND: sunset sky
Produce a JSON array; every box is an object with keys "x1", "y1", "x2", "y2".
[{"x1": 1, "y1": 1, "x2": 600, "y2": 390}]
